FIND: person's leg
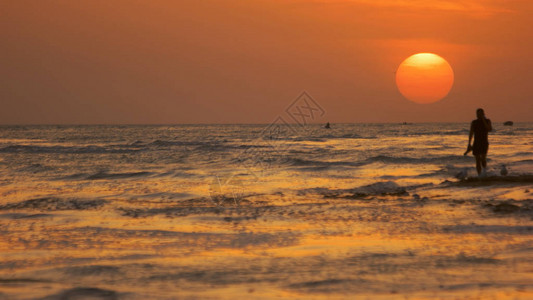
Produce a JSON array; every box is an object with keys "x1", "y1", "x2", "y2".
[
  {"x1": 481, "y1": 144, "x2": 488, "y2": 173},
  {"x1": 475, "y1": 155, "x2": 482, "y2": 175},
  {"x1": 481, "y1": 154, "x2": 487, "y2": 170}
]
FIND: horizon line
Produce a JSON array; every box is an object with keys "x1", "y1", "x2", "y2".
[{"x1": 0, "y1": 121, "x2": 530, "y2": 126}]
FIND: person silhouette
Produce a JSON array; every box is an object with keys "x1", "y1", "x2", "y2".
[{"x1": 466, "y1": 108, "x2": 492, "y2": 176}]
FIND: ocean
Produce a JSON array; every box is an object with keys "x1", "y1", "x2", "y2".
[{"x1": 0, "y1": 123, "x2": 532, "y2": 299}]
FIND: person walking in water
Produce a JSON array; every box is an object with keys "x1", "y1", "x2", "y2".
[{"x1": 466, "y1": 108, "x2": 492, "y2": 176}]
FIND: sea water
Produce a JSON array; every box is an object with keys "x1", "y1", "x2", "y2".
[{"x1": 0, "y1": 123, "x2": 532, "y2": 299}]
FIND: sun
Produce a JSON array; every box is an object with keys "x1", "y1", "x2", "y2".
[{"x1": 396, "y1": 53, "x2": 454, "y2": 104}]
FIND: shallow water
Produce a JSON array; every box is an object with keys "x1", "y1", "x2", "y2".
[{"x1": 0, "y1": 123, "x2": 532, "y2": 299}]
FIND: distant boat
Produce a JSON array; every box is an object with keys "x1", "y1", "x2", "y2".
[
  {"x1": 402, "y1": 122, "x2": 412, "y2": 125},
  {"x1": 324, "y1": 122, "x2": 331, "y2": 129},
  {"x1": 504, "y1": 121, "x2": 514, "y2": 126}
]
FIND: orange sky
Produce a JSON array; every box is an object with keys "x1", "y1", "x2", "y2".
[{"x1": 1, "y1": 0, "x2": 531, "y2": 124}]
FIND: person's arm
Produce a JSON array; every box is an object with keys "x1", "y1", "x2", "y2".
[
  {"x1": 465, "y1": 122, "x2": 474, "y2": 155},
  {"x1": 483, "y1": 118, "x2": 492, "y2": 132},
  {"x1": 468, "y1": 121, "x2": 474, "y2": 146}
]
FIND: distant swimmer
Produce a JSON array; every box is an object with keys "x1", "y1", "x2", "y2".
[
  {"x1": 324, "y1": 122, "x2": 331, "y2": 129},
  {"x1": 466, "y1": 108, "x2": 492, "y2": 176}
]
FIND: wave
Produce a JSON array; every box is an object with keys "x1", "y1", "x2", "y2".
[
  {"x1": 148, "y1": 139, "x2": 203, "y2": 147},
  {"x1": 297, "y1": 133, "x2": 378, "y2": 141},
  {"x1": 40, "y1": 287, "x2": 119, "y2": 300},
  {"x1": 267, "y1": 134, "x2": 375, "y2": 142},
  {"x1": 58, "y1": 173, "x2": 90, "y2": 180},
  {"x1": 437, "y1": 129, "x2": 470, "y2": 135},
  {"x1": 86, "y1": 171, "x2": 153, "y2": 180},
  {"x1": 509, "y1": 159, "x2": 533, "y2": 167},
  {"x1": 288, "y1": 158, "x2": 362, "y2": 168},
  {"x1": 503, "y1": 127, "x2": 533, "y2": 132},
  {"x1": 263, "y1": 129, "x2": 470, "y2": 141},
  {"x1": 285, "y1": 155, "x2": 470, "y2": 171},
  {"x1": 298, "y1": 181, "x2": 417, "y2": 198},
  {"x1": 58, "y1": 170, "x2": 198, "y2": 181},
  {"x1": 364, "y1": 154, "x2": 470, "y2": 165},
  {"x1": 445, "y1": 174, "x2": 533, "y2": 186},
  {"x1": 347, "y1": 181, "x2": 409, "y2": 197},
  {"x1": 441, "y1": 224, "x2": 533, "y2": 234},
  {"x1": 16, "y1": 163, "x2": 55, "y2": 173},
  {"x1": 0, "y1": 139, "x2": 226, "y2": 154},
  {"x1": 149, "y1": 140, "x2": 271, "y2": 153},
  {"x1": 0, "y1": 213, "x2": 54, "y2": 219},
  {"x1": 0, "y1": 197, "x2": 108, "y2": 211},
  {"x1": 0, "y1": 144, "x2": 139, "y2": 154},
  {"x1": 56, "y1": 171, "x2": 154, "y2": 181},
  {"x1": 484, "y1": 200, "x2": 533, "y2": 214},
  {"x1": 338, "y1": 133, "x2": 367, "y2": 139},
  {"x1": 128, "y1": 140, "x2": 144, "y2": 146},
  {"x1": 508, "y1": 152, "x2": 533, "y2": 157},
  {"x1": 61, "y1": 265, "x2": 122, "y2": 278},
  {"x1": 293, "y1": 137, "x2": 328, "y2": 142}
]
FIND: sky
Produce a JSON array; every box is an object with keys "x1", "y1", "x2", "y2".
[{"x1": 1, "y1": 0, "x2": 532, "y2": 124}]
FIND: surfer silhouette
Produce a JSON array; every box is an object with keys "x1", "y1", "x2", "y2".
[{"x1": 466, "y1": 108, "x2": 492, "y2": 176}]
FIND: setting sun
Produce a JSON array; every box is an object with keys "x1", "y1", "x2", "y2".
[{"x1": 396, "y1": 53, "x2": 454, "y2": 104}]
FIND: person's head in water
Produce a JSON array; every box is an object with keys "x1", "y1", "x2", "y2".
[{"x1": 476, "y1": 108, "x2": 485, "y2": 119}]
